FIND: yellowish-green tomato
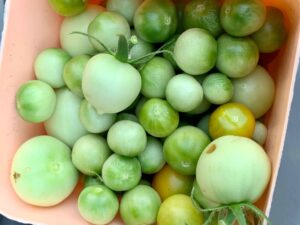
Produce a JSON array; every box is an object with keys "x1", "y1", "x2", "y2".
[
  {"x1": 11, "y1": 135, "x2": 79, "y2": 207},
  {"x1": 252, "y1": 121, "x2": 268, "y2": 145},
  {"x1": 60, "y1": 4, "x2": 105, "y2": 56},
  {"x1": 16, "y1": 80, "x2": 56, "y2": 123},
  {"x1": 157, "y1": 194, "x2": 204, "y2": 225},
  {"x1": 34, "y1": 48, "x2": 71, "y2": 88},
  {"x1": 48, "y1": 0, "x2": 88, "y2": 17}
]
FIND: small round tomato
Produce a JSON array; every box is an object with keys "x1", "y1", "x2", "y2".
[
  {"x1": 152, "y1": 165, "x2": 194, "y2": 200},
  {"x1": 157, "y1": 194, "x2": 204, "y2": 225},
  {"x1": 133, "y1": 0, "x2": 178, "y2": 43},
  {"x1": 209, "y1": 102, "x2": 256, "y2": 139},
  {"x1": 48, "y1": 0, "x2": 88, "y2": 17}
]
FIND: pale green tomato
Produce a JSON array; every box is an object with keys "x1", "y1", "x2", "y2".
[
  {"x1": 102, "y1": 154, "x2": 142, "y2": 191},
  {"x1": 82, "y1": 53, "x2": 141, "y2": 114},
  {"x1": 88, "y1": 11, "x2": 131, "y2": 52},
  {"x1": 196, "y1": 135, "x2": 271, "y2": 204},
  {"x1": 107, "y1": 120, "x2": 147, "y2": 157},
  {"x1": 138, "y1": 136, "x2": 165, "y2": 174},
  {"x1": 72, "y1": 134, "x2": 111, "y2": 175},
  {"x1": 139, "y1": 98, "x2": 179, "y2": 138},
  {"x1": 48, "y1": 0, "x2": 88, "y2": 17},
  {"x1": 60, "y1": 5, "x2": 105, "y2": 57},
  {"x1": 16, "y1": 80, "x2": 56, "y2": 123},
  {"x1": 157, "y1": 194, "x2": 204, "y2": 225},
  {"x1": 120, "y1": 185, "x2": 161, "y2": 225},
  {"x1": 197, "y1": 114, "x2": 211, "y2": 135},
  {"x1": 166, "y1": 74, "x2": 203, "y2": 112},
  {"x1": 252, "y1": 121, "x2": 268, "y2": 145},
  {"x1": 78, "y1": 185, "x2": 119, "y2": 225},
  {"x1": 117, "y1": 113, "x2": 138, "y2": 123},
  {"x1": 174, "y1": 28, "x2": 217, "y2": 75},
  {"x1": 11, "y1": 136, "x2": 79, "y2": 206},
  {"x1": 187, "y1": 97, "x2": 211, "y2": 115},
  {"x1": 63, "y1": 55, "x2": 90, "y2": 97},
  {"x1": 192, "y1": 180, "x2": 219, "y2": 209},
  {"x1": 80, "y1": 99, "x2": 117, "y2": 133},
  {"x1": 107, "y1": 0, "x2": 143, "y2": 25},
  {"x1": 45, "y1": 88, "x2": 88, "y2": 147},
  {"x1": 141, "y1": 57, "x2": 175, "y2": 98},
  {"x1": 231, "y1": 65, "x2": 275, "y2": 118},
  {"x1": 202, "y1": 73, "x2": 234, "y2": 104},
  {"x1": 216, "y1": 34, "x2": 259, "y2": 78},
  {"x1": 163, "y1": 126, "x2": 211, "y2": 175},
  {"x1": 34, "y1": 48, "x2": 71, "y2": 88},
  {"x1": 129, "y1": 31, "x2": 155, "y2": 61}
]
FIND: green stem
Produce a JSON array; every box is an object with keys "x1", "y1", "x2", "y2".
[
  {"x1": 242, "y1": 203, "x2": 273, "y2": 225},
  {"x1": 229, "y1": 205, "x2": 247, "y2": 225},
  {"x1": 128, "y1": 49, "x2": 174, "y2": 65}
]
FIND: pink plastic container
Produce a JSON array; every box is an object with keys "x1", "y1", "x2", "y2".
[{"x1": 0, "y1": 0, "x2": 300, "y2": 224}]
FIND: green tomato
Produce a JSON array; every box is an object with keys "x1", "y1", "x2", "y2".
[
  {"x1": 129, "y1": 31, "x2": 155, "y2": 61},
  {"x1": 139, "y1": 98, "x2": 179, "y2": 138},
  {"x1": 134, "y1": 96, "x2": 148, "y2": 118},
  {"x1": 107, "y1": 120, "x2": 147, "y2": 157},
  {"x1": 197, "y1": 114, "x2": 211, "y2": 135},
  {"x1": 16, "y1": 80, "x2": 56, "y2": 123},
  {"x1": 72, "y1": 134, "x2": 111, "y2": 175},
  {"x1": 220, "y1": 0, "x2": 266, "y2": 37},
  {"x1": 60, "y1": 5, "x2": 105, "y2": 56},
  {"x1": 78, "y1": 185, "x2": 119, "y2": 225},
  {"x1": 63, "y1": 55, "x2": 90, "y2": 97},
  {"x1": 196, "y1": 135, "x2": 271, "y2": 204},
  {"x1": 120, "y1": 185, "x2": 161, "y2": 225},
  {"x1": 140, "y1": 57, "x2": 175, "y2": 98},
  {"x1": 183, "y1": 0, "x2": 222, "y2": 37},
  {"x1": 82, "y1": 53, "x2": 141, "y2": 114},
  {"x1": 107, "y1": 0, "x2": 143, "y2": 25},
  {"x1": 252, "y1": 121, "x2": 268, "y2": 146},
  {"x1": 11, "y1": 135, "x2": 79, "y2": 206},
  {"x1": 102, "y1": 154, "x2": 142, "y2": 191},
  {"x1": 45, "y1": 88, "x2": 88, "y2": 147},
  {"x1": 166, "y1": 74, "x2": 203, "y2": 112},
  {"x1": 174, "y1": 28, "x2": 217, "y2": 75},
  {"x1": 192, "y1": 180, "x2": 219, "y2": 209},
  {"x1": 117, "y1": 113, "x2": 139, "y2": 123},
  {"x1": 163, "y1": 126, "x2": 211, "y2": 175},
  {"x1": 202, "y1": 73, "x2": 234, "y2": 104},
  {"x1": 231, "y1": 65, "x2": 275, "y2": 118},
  {"x1": 157, "y1": 194, "x2": 204, "y2": 225},
  {"x1": 48, "y1": 0, "x2": 87, "y2": 17},
  {"x1": 84, "y1": 176, "x2": 104, "y2": 188},
  {"x1": 80, "y1": 99, "x2": 117, "y2": 133},
  {"x1": 216, "y1": 34, "x2": 259, "y2": 78},
  {"x1": 187, "y1": 96, "x2": 211, "y2": 115},
  {"x1": 133, "y1": 0, "x2": 178, "y2": 43},
  {"x1": 138, "y1": 136, "x2": 165, "y2": 174},
  {"x1": 34, "y1": 48, "x2": 71, "y2": 88},
  {"x1": 88, "y1": 11, "x2": 131, "y2": 52},
  {"x1": 251, "y1": 7, "x2": 287, "y2": 53}
]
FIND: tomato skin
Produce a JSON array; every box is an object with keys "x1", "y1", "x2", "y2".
[
  {"x1": 152, "y1": 165, "x2": 194, "y2": 201},
  {"x1": 209, "y1": 102, "x2": 256, "y2": 139},
  {"x1": 48, "y1": 0, "x2": 88, "y2": 17},
  {"x1": 134, "y1": 0, "x2": 178, "y2": 43}
]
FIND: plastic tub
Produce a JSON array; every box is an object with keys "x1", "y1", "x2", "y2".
[{"x1": 0, "y1": 0, "x2": 299, "y2": 224}]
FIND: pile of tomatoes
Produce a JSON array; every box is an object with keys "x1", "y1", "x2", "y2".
[{"x1": 10, "y1": 0, "x2": 287, "y2": 224}]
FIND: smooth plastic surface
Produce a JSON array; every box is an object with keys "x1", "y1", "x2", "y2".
[{"x1": 0, "y1": 0, "x2": 299, "y2": 224}]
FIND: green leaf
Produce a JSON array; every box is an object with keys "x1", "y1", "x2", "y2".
[
  {"x1": 203, "y1": 211, "x2": 217, "y2": 225},
  {"x1": 115, "y1": 35, "x2": 129, "y2": 63},
  {"x1": 128, "y1": 50, "x2": 173, "y2": 65},
  {"x1": 229, "y1": 205, "x2": 247, "y2": 225},
  {"x1": 219, "y1": 209, "x2": 235, "y2": 225},
  {"x1": 70, "y1": 31, "x2": 114, "y2": 55},
  {"x1": 243, "y1": 203, "x2": 273, "y2": 225}
]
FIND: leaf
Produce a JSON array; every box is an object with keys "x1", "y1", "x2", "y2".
[
  {"x1": 229, "y1": 205, "x2": 247, "y2": 225},
  {"x1": 115, "y1": 35, "x2": 129, "y2": 63},
  {"x1": 203, "y1": 211, "x2": 216, "y2": 225},
  {"x1": 220, "y1": 209, "x2": 235, "y2": 225},
  {"x1": 243, "y1": 203, "x2": 273, "y2": 225}
]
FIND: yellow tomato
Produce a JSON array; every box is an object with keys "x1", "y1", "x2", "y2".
[
  {"x1": 209, "y1": 102, "x2": 255, "y2": 139},
  {"x1": 152, "y1": 165, "x2": 194, "y2": 201}
]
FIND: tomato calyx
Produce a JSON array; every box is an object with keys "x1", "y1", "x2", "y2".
[
  {"x1": 71, "y1": 31, "x2": 173, "y2": 65},
  {"x1": 191, "y1": 188, "x2": 273, "y2": 225}
]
